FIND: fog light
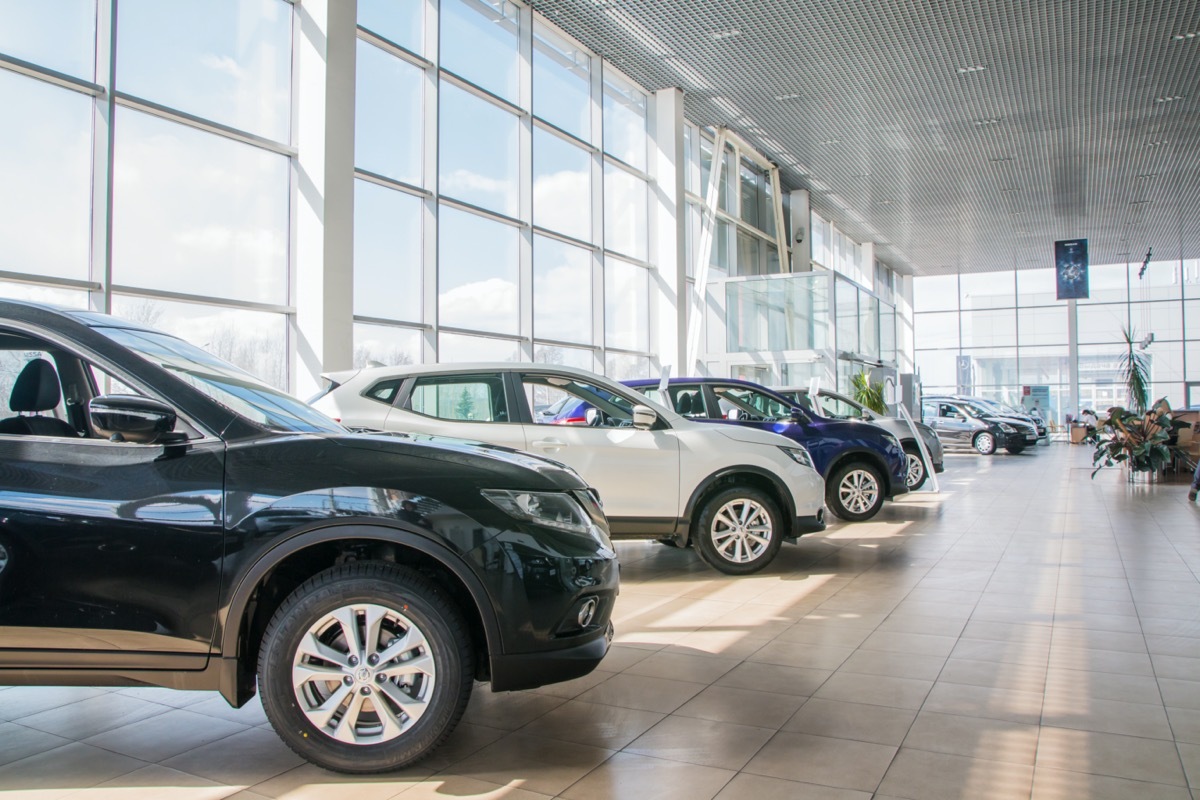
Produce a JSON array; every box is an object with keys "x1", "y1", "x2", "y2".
[{"x1": 577, "y1": 598, "x2": 598, "y2": 628}]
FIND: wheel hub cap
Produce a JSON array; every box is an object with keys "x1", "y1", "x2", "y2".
[
  {"x1": 906, "y1": 454, "x2": 924, "y2": 486},
  {"x1": 292, "y1": 603, "x2": 436, "y2": 746},
  {"x1": 839, "y1": 470, "x2": 880, "y2": 514}
]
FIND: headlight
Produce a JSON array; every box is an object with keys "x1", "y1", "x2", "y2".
[
  {"x1": 482, "y1": 489, "x2": 598, "y2": 539},
  {"x1": 778, "y1": 445, "x2": 814, "y2": 469},
  {"x1": 999, "y1": 423, "x2": 1015, "y2": 433}
]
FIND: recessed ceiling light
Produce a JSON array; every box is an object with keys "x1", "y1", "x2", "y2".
[
  {"x1": 710, "y1": 29, "x2": 741, "y2": 40},
  {"x1": 1001, "y1": 187, "x2": 1020, "y2": 193},
  {"x1": 1155, "y1": 95, "x2": 1184, "y2": 103},
  {"x1": 1145, "y1": 140, "x2": 1168, "y2": 147},
  {"x1": 819, "y1": 138, "x2": 841, "y2": 145},
  {"x1": 881, "y1": 199, "x2": 893, "y2": 205},
  {"x1": 851, "y1": 173, "x2": 871, "y2": 179},
  {"x1": 1130, "y1": 199, "x2": 1151, "y2": 205},
  {"x1": 956, "y1": 65, "x2": 987, "y2": 74},
  {"x1": 774, "y1": 92, "x2": 803, "y2": 101},
  {"x1": 1172, "y1": 32, "x2": 1198, "y2": 40},
  {"x1": 1136, "y1": 173, "x2": 1158, "y2": 179},
  {"x1": 989, "y1": 156, "x2": 1013, "y2": 163},
  {"x1": 974, "y1": 117, "x2": 1003, "y2": 126}
]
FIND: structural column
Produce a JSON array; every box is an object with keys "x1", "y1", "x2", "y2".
[
  {"x1": 1067, "y1": 298, "x2": 1080, "y2": 422},
  {"x1": 651, "y1": 87, "x2": 686, "y2": 375},
  {"x1": 292, "y1": 0, "x2": 357, "y2": 396}
]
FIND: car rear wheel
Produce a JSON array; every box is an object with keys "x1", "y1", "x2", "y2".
[
  {"x1": 902, "y1": 446, "x2": 927, "y2": 491},
  {"x1": 827, "y1": 462, "x2": 886, "y2": 522},
  {"x1": 258, "y1": 563, "x2": 473, "y2": 774},
  {"x1": 973, "y1": 431, "x2": 997, "y2": 455},
  {"x1": 693, "y1": 487, "x2": 783, "y2": 575}
]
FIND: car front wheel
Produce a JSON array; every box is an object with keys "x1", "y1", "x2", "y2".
[
  {"x1": 903, "y1": 446, "x2": 927, "y2": 491},
  {"x1": 973, "y1": 432, "x2": 997, "y2": 455},
  {"x1": 258, "y1": 563, "x2": 473, "y2": 773},
  {"x1": 693, "y1": 487, "x2": 783, "y2": 575},
  {"x1": 827, "y1": 462, "x2": 886, "y2": 522}
]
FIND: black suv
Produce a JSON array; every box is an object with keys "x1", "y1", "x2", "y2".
[{"x1": 0, "y1": 300, "x2": 617, "y2": 773}]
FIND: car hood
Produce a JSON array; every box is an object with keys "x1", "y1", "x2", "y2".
[
  {"x1": 328, "y1": 430, "x2": 588, "y2": 491},
  {"x1": 980, "y1": 414, "x2": 1034, "y2": 431}
]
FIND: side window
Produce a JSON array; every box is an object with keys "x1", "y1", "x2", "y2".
[
  {"x1": 521, "y1": 374, "x2": 635, "y2": 428},
  {"x1": 938, "y1": 404, "x2": 956, "y2": 418},
  {"x1": 713, "y1": 385, "x2": 790, "y2": 420},
  {"x1": 921, "y1": 403, "x2": 935, "y2": 421},
  {"x1": 364, "y1": 379, "x2": 404, "y2": 406},
  {"x1": 408, "y1": 375, "x2": 508, "y2": 422},
  {"x1": 88, "y1": 364, "x2": 204, "y2": 440},
  {"x1": 818, "y1": 395, "x2": 864, "y2": 420},
  {"x1": 668, "y1": 386, "x2": 705, "y2": 417}
]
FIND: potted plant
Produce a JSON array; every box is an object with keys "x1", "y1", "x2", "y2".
[
  {"x1": 1091, "y1": 398, "x2": 1188, "y2": 478},
  {"x1": 850, "y1": 371, "x2": 887, "y2": 415}
]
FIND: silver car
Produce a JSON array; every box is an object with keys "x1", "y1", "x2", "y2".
[{"x1": 777, "y1": 387, "x2": 945, "y2": 490}]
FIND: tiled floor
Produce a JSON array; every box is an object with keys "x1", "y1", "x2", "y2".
[{"x1": 2, "y1": 444, "x2": 1199, "y2": 799}]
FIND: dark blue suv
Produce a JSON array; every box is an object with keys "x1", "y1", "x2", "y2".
[{"x1": 624, "y1": 378, "x2": 908, "y2": 522}]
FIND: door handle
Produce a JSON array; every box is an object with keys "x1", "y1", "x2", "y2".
[{"x1": 531, "y1": 438, "x2": 566, "y2": 452}]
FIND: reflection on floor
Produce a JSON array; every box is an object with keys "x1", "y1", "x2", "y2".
[{"x1": 2, "y1": 444, "x2": 1199, "y2": 799}]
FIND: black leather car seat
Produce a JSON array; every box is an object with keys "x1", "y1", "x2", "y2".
[
  {"x1": 676, "y1": 392, "x2": 693, "y2": 415},
  {"x1": 0, "y1": 358, "x2": 78, "y2": 437}
]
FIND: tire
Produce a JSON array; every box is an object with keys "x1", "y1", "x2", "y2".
[
  {"x1": 902, "y1": 446, "x2": 928, "y2": 491},
  {"x1": 258, "y1": 563, "x2": 473, "y2": 774},
  {"x1": 693, "y1": 486, "x2": 783, "y2": 575},
  {"x1": 973, "y1": 431, "x2": 997, "y2": 455},
  {"x1": 1005, "y1": 444, "x2": 1025, "y2": 454},
  {"x1": 827, "y1": 461, "x2": 886, "y2": 522}
]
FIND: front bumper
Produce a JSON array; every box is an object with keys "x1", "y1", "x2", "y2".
[
  {"x1": 791, "y1": 510, "x2": 826, "y2": 537},
  {"x1": 933, "y1": 462, "x2": 946, "y2": 473},
  {"x1": 491, "y1": 621, "x2": 614, "y2": 692}
]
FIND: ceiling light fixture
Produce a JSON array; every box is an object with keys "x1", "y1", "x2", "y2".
[
  {"x1": 1154, "y1": 95, "x2": 1184, "y2": 103},
  {"x1": 974, "y1": 117, "x2": 1003, "y2": 126},
  {"x1": 820, "y1": 138, "x2": 841, "y2": 145},
  {"x1": 1172, "y1": 32, "x2": 1198, "y2": 40},
  {"x1": 1001, "y1": 187, "x2": 1020, "y2": 193},
  {"x1": 956, "y1": 64, "x2": 986, "y2": 74},
  {"x1": 989, "y1": 156, "x2": 1013, "y2": 163},
  {"x1": 710, "y1": 29, "x2": 741, "y2": 40},
  {"x1": 1136, "y1": 173, "x2": 1158, "y2": 179},
  {"x1": 1130, "y1": 199, "x2": 1151, "y2": 205},
  {"x1": 774, "y1": 92, "x2": 803, "y2": 101},
  {"x1": 1145, "y1": 140, "x2": 1168, "y2": 147}
]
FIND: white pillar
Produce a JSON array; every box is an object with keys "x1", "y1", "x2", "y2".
[
  {"x1": 1068, "y1": 298, "x2": 1080, "y2": 423},
  {"x1": 651, "y1": 87, "x2": 686, "y2": 374},
  {"x1": 788, "y1": 189, "x2": 811, "y2": 273},
  {"x1": 292, "y1": 0, "x2": 357, "y2": 396}
]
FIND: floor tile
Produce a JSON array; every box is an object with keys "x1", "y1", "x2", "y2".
[
  {"x1": 1043, "y1": 667, "x2": 1163, "y2": 705},
  {"x1": 58, "y1": 764, "x2": 234, "y2": 800},
  {"x1": 448, "y1": 733, "x2": 613, "y2": 797},
  {"x1": 713, "y1": 773, "x2": 871, "y2": 800},
  {"x1": 1166, "y1": 705, "x2": 1200, "y2": 744},
  {"x1": 836, "y1": 648, "x2": 946, "y2": 681},
  {"x1": 1157, "y1": 677, "x2": 1200, "y2": 710},
  {"x1": 81, "y1": 708, "x2": 248, "y2": 763},
  {"x1": 936, "y1": 657, "x2": 1047, "y2": 693},
  {"x1": 625, "y1": 715, "x2": 774, "y2": 770},
  {"x1": 1030, "y1": 766, "x2": 1192, "y2": 800},
  {"x1": 859, "y1": 630, "x2": 958, "y2": 658},
  {"x1": 0, "y1": 722, "x2": 72, "y2": 768},
  {"x1": 814, "y1": 671, "x2": 933, "y2": 710},
  {"x1": 462, "y1": 688, "x2": 564, "y2": 730},
  {"x1": 518, "y1": 700, "x2": 664, "y2": 750},
  {"x1": 743, "y1": 731, "x2": 897, "y2": 792},
  {"x1": 20, "y1": 693, "x2": 169, "y2": 740},
  {"x1": 1035, "y1": 726, "x2": 1186, "y2": 785},
  {"x1": 877, "y1": 748, "x2": 1034, "y2": 800},
  {"x1": 1041, "y1": 695, "x2": 1173, "y2": 739},
  {"x1": 391, "y1": 775, "x2": 552, "y2": 799},
  {"x1": 248, "y1": 762, "x2": 431, "y2": 799},
  {"x1": 559, "y1": 751, "x2": 734, "y2": 800},
  {"x1": 161, "y1": 727, "x2": 304, "y2": 786},
  {"x1": 575, "y1": 673, "x2": 706, "y2": 714},
  {"x1": 622, "y1": 651, "x2": 741, "y2": 684},
  {"x1": 747, "y1": 641, "x2": 855, "y2": 671},
  {"x1": 903, "y1": 711, "x2": 1039, "y2": 765},
  {"x1": 672, "y1": 685, "x2": 805, "y2": 729},
  {"x1": 1179, "y1": 742, "x2": 1200, "y2": 788},
  {"x1": 713, "y1": 662, "x2": 830, "y2": 697},
  {"x1": 0, "y1": 741, "x2": 147, "y2": 795},
  {"x1": 783, "y1": 697, "x2": 917, "y2": 745},
  {"x1": 922, "y1": 682, "x2": 1043, "y2": 724}
]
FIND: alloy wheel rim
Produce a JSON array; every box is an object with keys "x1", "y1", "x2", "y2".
[
  {"x1": 976, "y1": 434, "x2": 994, "y2": 453},
  {"x1": 292, "y1": 603, "x2": 435, "y2": 745},
  {"x1": 905, "y1": 454, "x2": 924, "y2": 487},
  {"x1": 710, "y1": 499, "x2": 773, "y2": 563},
  {"x1": 839, "y1": 469, "x2": 880, "y2": 514}
]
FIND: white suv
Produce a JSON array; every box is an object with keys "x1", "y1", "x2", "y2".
[{"x1": 312, "y1": 363, "x2": 826, "y2": 574}]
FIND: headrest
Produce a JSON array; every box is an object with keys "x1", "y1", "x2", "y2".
[
  {"x1": 9, "y1": 358, "x2": 62, "y2": 413},
  {"x1": 676, "y1": 392, "x2": 693, "y2": 414}
]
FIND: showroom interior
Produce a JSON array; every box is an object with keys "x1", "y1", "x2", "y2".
[{"x1": 1, "y1": 0, "x2": 1200, "y2": 798}]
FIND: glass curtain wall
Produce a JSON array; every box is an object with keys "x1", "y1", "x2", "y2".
[
  {"x1": 352, "y1": 1, "x2": 655, "y2": 378},
  {"x1": 0, "y1": 0, "x2": 293, "y2": 387},
  {"x1": 914, "y1": 261, "x2": 1200, "y2": 422}
]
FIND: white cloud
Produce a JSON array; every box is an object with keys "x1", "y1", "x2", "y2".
[{"x1": 439, "y1": 277, "x2": 519, "y2": 334}]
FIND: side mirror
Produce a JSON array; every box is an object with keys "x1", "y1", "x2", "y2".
[
  {"x1": 790, "y1": 406, "x2": 805, "y2": 423},
  {"x1": 584, "y1": 407, "x2": 601, "y2": 427},
  {"x1": 89, "y1": 395, "x2": 184, "y2": 444},
  {"x1": 631, "y1": 404, "x2": 657, "y2": 430}
]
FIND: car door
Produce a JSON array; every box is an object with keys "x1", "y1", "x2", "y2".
[
  {"x1": 0, "y1": 335, "x2": 224, "y2": 669},
  {"x1": 934, "y1": 402, "x2": 974, "y2": 445},
  {"x1": 516, "y1": 372, "x2": 680, "y2": 525},
  {"x1": 384, "y1": 371, "x2": 528, "y2": 452}
]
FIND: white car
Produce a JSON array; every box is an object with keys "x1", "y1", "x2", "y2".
[{"x1": 312, "y1": 363, "x2": 826, "y2": 574}]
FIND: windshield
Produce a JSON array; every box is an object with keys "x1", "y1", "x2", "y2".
[{"x1": 99, "y1": 327, "x2": 345, "y2": 434}]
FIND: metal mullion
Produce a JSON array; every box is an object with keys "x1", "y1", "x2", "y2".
[
  {"x1": 354, "y1": 169, "x2": 433, "y2": 199},
  {"x1": 602, "y1": 153, "x2": 651, "y2": 183},
  {"x1": 113, "y1": 92, "x2": 295, "y2": 156},
  {"x1": 438, "y1": 197, "x2": 528, "y2": 230},
  {"x1": 438, "y1": 68, "x2": 527, "y2": 119},
  {"x1": 436, "y1": 325, "x2": 525, "y2": 343},
  {"x1": 532, "y1": 116, "x2": 598, "y2": 154},
  {"x1": 0, "y1": 271, "x2": 101, "y2": 292},
  {"x1": 109, "y1": 285, "x2": 294, "y2": 315},
  {"x1": 518, "y1": 0, "x2": 533, "y2": 361},
  {"x1": 717, "y1": 208, "x2": 777, "y2": 245},
  {"x1": 90, "y1": 0, "x2": 116, "y2": 315},
  {"x1": 0, "y1": 53, "x2": 104, "y2": 97},
  {"x1": 590, "y1": 53, "x2": 604, "y2": 369},
  {"x1": 531, "y1": 225, "x2": 599, "y2": 253},
  {"x1": 602, "y1": 251, "x2": 654, "y2": 271},
  {"x1": 533, "y1": 13, "x2": 600, "y2": 64},
  {"x1": 532, "y1": 336, "x2": 596, "y2": 352},
  {"x1": 356, "y1": 27, "x2": 434, "y2": 70},
  {"x1": 352, "y1": 315, "x2": 430, "y2": 330}
]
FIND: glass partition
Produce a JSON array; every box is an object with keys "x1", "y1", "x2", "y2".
[{"x1": 725, "y1": 273, "x2": 830, "y2": 353}]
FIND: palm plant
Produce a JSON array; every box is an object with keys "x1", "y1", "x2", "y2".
[
  {"x1": 1119, "y1": 326, "x2": 1150, "y2": 414},
  {"x1": 850, "y1": 371, "x2": 887, "y2": 415},
  {"x1": 1091, "y1": 397, "x2": 1188, "y2": 478}
]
